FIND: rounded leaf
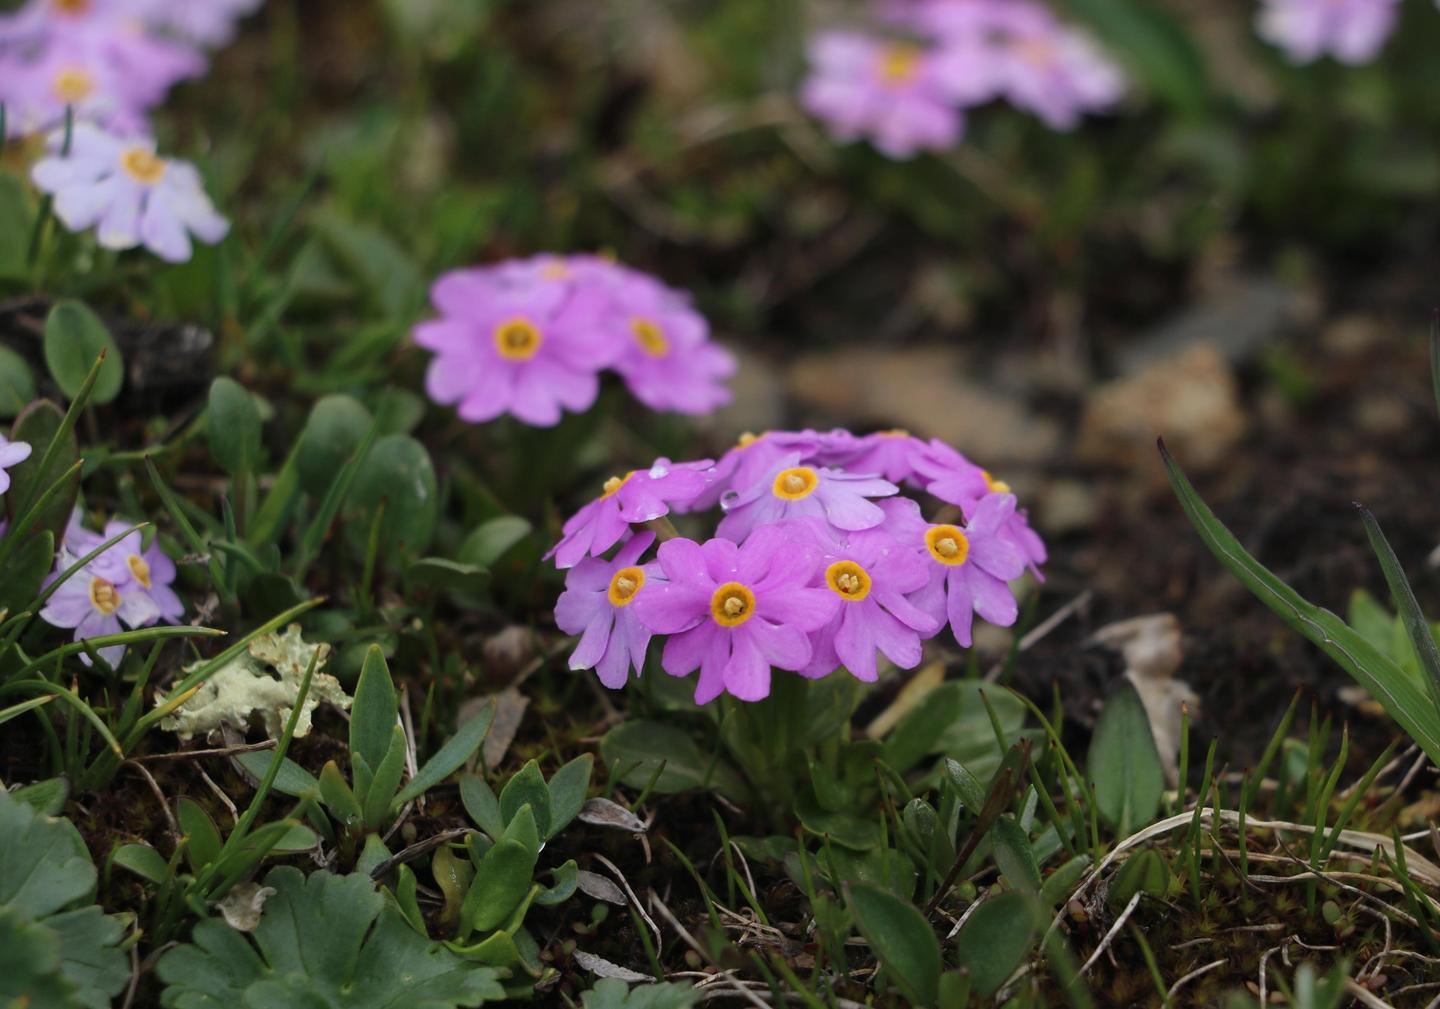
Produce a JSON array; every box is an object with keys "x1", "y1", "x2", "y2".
[
  {"x1": 349, "y1": 434, "x2": 439, "y2": 558},
  {"x1": 297, "y1": 394, "x2": 372, "y2": 496},
  {"x1": 43, "y1": 300, "x2": 122, "y2": 404},
  {"x1": 207, "y1": 377, "x2": 263, "y2": 475}
]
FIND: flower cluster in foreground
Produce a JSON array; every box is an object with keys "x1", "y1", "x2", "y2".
[
  {"x1": 548, "y1": 429, "x2": 1045, "y2": 703},
  {"x1": 800, "y1": 0, "x2": 1124, "y2": 158},
  {"x1": 414, "y1": 254, "x2": 736, "y2": 426},
  {"x1": 39, "y1": 513, "x2": 183, "y2": 667},
  {"x1": 1256, "y1": 0, "x2": 1400, "y2": 65}
]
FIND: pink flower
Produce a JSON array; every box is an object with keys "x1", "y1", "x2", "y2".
[
  {"x1": 692, "y1": 430, "x2": 824, "y2": 511},
  {"x1": 414, "y1": 273, "x2": 617, "y2": 427},
  {"x1": 910, "y1": 493, "x2": 1025, "y2": 647},
  {"x1": 800, "y1": 525, "x2": 940, "y2": 682},
  {"x1": 1257, "y1": 0, "x2": 1399, "y2": 64},
  {"x1": 30, "y1": 123, "x2": 229, "y2": 261},
  {"x1": 40, "y1": 547, "x2": 160, "y2": 669},
  {"x1": 555, "y1": 533, "x2": 663, "y2": 689},
  {"x1": 632, "y1": 527, "x2": 839, "y2": 702},
  {"x1": 716, "y1": 450, "x2": 898, "y2": 544},
  {"x1": 817, "y1": 429, "x2": 926, "y2": 485},
  {"x1": 911, "y1": 439, "x2": 1046, "y2": 577},
  {"x1": 546, "y1": 458, "x2": 715, "y2": 569},
  {"x1": 799, "y1": 29, "x2": 964, "y2": 159},
  {"x1": 602, "y1": 270, "x2": 736, "y2": 416},
  {"x1": 0, "y1": 436, "x2": 33, "y2": 497}
]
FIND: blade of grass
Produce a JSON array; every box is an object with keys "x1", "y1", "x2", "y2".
[
  {"x1": 1358, "y1": 504, "x2": 1440, "y2": 722},
  {"x1": 145, "y1": 457, "x2": 231, "y2": 602}
]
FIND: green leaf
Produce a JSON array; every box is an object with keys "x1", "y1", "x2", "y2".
[
  {"x1": 155, "y1": 867, "x2": 506, "y2": 1008},
  {"x1": 297, "y1": 394, "x2": 374, "y2": 497},
  {"x1": 795, "y1": 786, "x2": 882, "y2": 851},
  {"x1": 394, "y1": 702, "x2": 495, "y2": 806},
  {"x1": 534, "y1": 860, "x2": 578, "y2": 907},
  {"x1": 0, "y1": 172, "x2": 33, "y2": 280},
  {"x1": 313, "y1": 213, "x2": 424, "y2": 322},
  {"x1": 1087, "y1": 680, "x2": 1164, "y2": 835},
  {"x1": 882, "y1": 681, "x2": 1027, "y2": 781},
  {"x1": 579, "y1": 977, "x2": 700, "y2": 1009},
  {"x1": 11, "y1": 777, "x2": 68, "y2": 816},
  {"x1": 42, "y1": 301, "x2": 122, "y2": 405},
  {"x1": 1068, "y1": 0, "x2": 1209, "y2": 117},
  {"x1": 351, "y1": 645, "x2": 398, "y2": 772},
  {"x1": 1359, "y1": 506, "x2": 1440, "y2": 723},
  {"x1": 953, "y1": 890, "x2": 1041, "y2": 999},
  {"x1": 599, "y1": 719, "x2": 749, "y2": 801},
  {"x1": 1162, "y1": 441, "x2": 1440, "y2": 768},
  {"x1": 460, "y1": 834, "x2": 538, "y2": 936},
  {"x1": 991, "y1": 816, "x2": 1041, "y2": 894},
  {"x1": 546, "y1": 754, "x2": 593, "y2": 838},
  {"x1": 406, "y1": 557, "x2": 490, "y2": 595},
  {"x1": 0, "y1": 344, "x2": 36, "y2": 419},
  {"x1": 319, "y1": 760, "x2": 363, "y2": 829},
  {"x1": 207, "y1": 377, "x2": 262, "y2": 476},
  {"x1": 235, "y1": 750, "x2": 320, "y2": 798},
  {"x1": 349, "y1": 434, "x2": 439, "y2": 559},
  {"x1": 460, "y1": 775, "x2": 506, "y2": 839},
  {"x1": 0, "y1": 529, "x2": 54, "y2": 614},
  {"x1": 6, "y1": 400, "x2": 80, "y2": 545},
  {"x1": 112, "y1": 843, "x2": 171, "y2": 885},
  {"x1": 363, "y1": 725, "x2": 408, "y2": 830},
  {"x1": 499, "y1": 761, "x2": 552, "y2": 841},
  {"x1": 177, "y1": 798, "x2": 224, "y2": 877},
  {"x1": 847, "y1": 881, "x2": 941, "y2": 1007},
  {"x1": 458, "y1": 516, "x2": 533, "y2": 568}
]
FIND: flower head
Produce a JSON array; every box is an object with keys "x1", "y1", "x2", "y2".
[
  {"x1": 633, "y1": 527, "x2": 839, "y2": 702},
  {"x1": 40, "y1": 554, "x2": 158, "y2": 668},
  {"x1": 717, "y1": 450, "x2": 899, "y2": 544},
  {"x1": 96, "y1": 519, "x2": 183, "y2": 623},
  {"x1": 799, "y1": 525, "x2": 940, "y2": 682},
  {"x1": 0, "y1": 436, "x2": 33, "y2": 497},
  {"x1": 800, "y1": 29, "x2": 964, "y2": 158},
  {"x1": 547, "y1": 458, "x2": 715, "y2": 569},
  {"x1": 1257, "y1": 0, "x2": 1399, "y2": 65},
  {"x1": 817, "y1": 429, "x2": 925, "y2": 485},
  {"x1": 555, "y1": 533, "x2": 663, "y2": 689},
  {"x1": 30, "y1": 123, "x2": 229, "y2": 261},
  {"x1": 414, "y1": 273, "x2": 618, "y2": 427},
  {"x1": 910, "y1": 493, "x2": 1025, "y2": 647}
]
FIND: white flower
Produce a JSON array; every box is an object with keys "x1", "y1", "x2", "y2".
[{"x1": 30, "y1": 121, "x2": 229, "y2": 262}]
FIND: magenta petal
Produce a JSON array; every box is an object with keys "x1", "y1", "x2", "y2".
[
  {"x1": 662, "y1": 622, "x2": 717, "y2": 676},
  {"x1": 569, "y1": 608, "x2": 615, "y2": 670},
  {"x1": 833, "y1": 605, "x2": 878, "y2": 682},
  {"x1": 747, "y1": 618, "x2": 813, "y2": 671},
  {"x1": 866, "y1": 603, "x2": 923, "y2": 672},
  {"x1": 756, "y1": 585, "x2": 839, "y2": 633},
  {"x1": 632, "y1": 582, "x2": 710, "y2": 634},
  {"x1": 593, "y1": 631, "x2": 631, "y2": 689},
  {"x1": 970, "y1": 569, "x2": 1019, "y2": 628},
  {"x1": 694, "y1": 633, "x2": 731, "y2": 704},
  {"x1": 944, "y1": 572, "x2": 976, "y2": 648},
  {"x1": 723, "y1": 629, "x2": 772, "y2": 701}
]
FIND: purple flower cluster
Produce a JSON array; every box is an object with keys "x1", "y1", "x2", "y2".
[
  {"x1": 39, "y1": 513, "x2": 183, "y2": 668},
  {"x1": 0, "y1": 0, "x2": 260, "y2": 137},
  {"x1": 800, "y1": 0, "x2": 1124, "y2": 158},
  {"x1": 548, "y1": 429, "x2": 1046, "y2": 703},
  {"x1": 414, "y1": 254, "x2": 736, "y2": 426},
  {"x1": 1257, "y1": 0, "x2": 1399, "y2": 65}
]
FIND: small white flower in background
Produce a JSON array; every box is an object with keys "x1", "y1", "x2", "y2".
[{"x1": 30, "y1": 121, "x2": 229, "y2": 263}]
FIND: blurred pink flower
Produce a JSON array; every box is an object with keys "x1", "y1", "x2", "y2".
[{"x1": 1257, "y1": 0, "x2": 1399, "y2": 64}]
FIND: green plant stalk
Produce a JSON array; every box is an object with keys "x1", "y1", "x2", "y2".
[
  {"x1": 0, "y1": 678, "x2": 124, "y2": 756},
  {"x1": 145, "y1": 457, "x2": 232, "y2": 603},
  {"x1": 1319, "y1": 739, "x2": 1398, "y2": 864},
  {"x1": 1359, "y1": 505, "x2": 1440, "y2": 723}
]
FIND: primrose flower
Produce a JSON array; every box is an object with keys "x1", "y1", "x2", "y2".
[
  {"x1": 414, "y1": 272, "x2": 617, "y2": 427},
  {"x1": 547, "y1": 459, "x2": 715, "y2": 569},
  {"x1": 692, "y1": 430, "x2": 825, "y2": 512},
  {"x1": 911, "y1": 493, "x2": 1025, "y2": 647},
  {"x1": 1257, "y1": 0, "x2": 1399, "y2": 64},
  {"x1": 0, "y1": 436, "x2": 33, "y2": 496},
  {"x1": 40, "y1": 550, "x2": 159, "y2": 668},
  {"x1": 633, "y1": 527, "x2": 839, "y2": 702},
  {"x1": 819, "y1": 429, "x2": 924, "y2": 485},
  {"x1": 30, "y1": 123, "x2": 229, "y2": 261},
  {"x1": 717, "y1": 451, "x2": 898, "y2": 544},
  {"x1": 602, "y1": 269, "x2": 736, "y2": 416},
  {"x1": 800, "y1": 29, "x2": 964, "y2": 158},
  {"x1": 95, "y1": 520, "x2": 184, "y2": 623},
  {"x1": 555, "y1": 533, "x2": 663, "y2": 689},
  {"x1": 800, "y1": 525, "x2": 940, "y2": 682},
  {"x1": 911, "y1": 438, "x2": 1004, "y2": 512}
]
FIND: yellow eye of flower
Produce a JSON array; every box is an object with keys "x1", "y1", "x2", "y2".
[
  {"x1": 772, "y1": 467, "x2": 819, "y2": 501},
  {"x1": 601, "y1": 472, "x2": 635, "y2": 498},
  {"x1": 120, "y1": 147, "x2": 166, "y2": 185},
  {"x1": 825, "y1": 560, "x2": 872, "y2": 602},
  {"x1": 608, "y1": 566, "x2": 646, "y2": 607},
  {"x1": 493, "y1": 318, "x2": 543, "y2": 361},
  {"x1": 878, "y1": 44, "x2": 923, "y2": 86},
  {"x1": 53, "y1": 0, "x2": 91, "y2": 15},
  {"x1": 52, "y1": 67, "x2": 95, "y2": 103},
  {"x1": 127, "y1": 554, "x2": 153, "y2": 590},
  {"x1": 982, "y1": 470, "x2": 1011, "y2": 495},
  {"x1": 630, "y1": 318, "x2": 670, "y2": 357},
  {"x1": 89, "y1": 577, "x2": 120, "y2": 615},
  {"x1": 737, "y1": 431, "x2": 764, "y2": 449},
  {"x1": 710, "y1": 582, "x2": 756, "y2": 628},
  {"x1": 539, "y1": 259, "x2": 571, "y2": 280},
  {"x1": 925, "y1": 525, "x2": 971, "y2": 567}
]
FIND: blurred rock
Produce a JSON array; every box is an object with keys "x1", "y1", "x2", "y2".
[
  {"x1": 1322, "y1": 315, "x2": 1387, "y2": 357},
  {"x1": 1041, "y1": 479, "x2": 1101, "y2": 536},
  {"x1": 708, "y1": 345, "x2": 787, "y2": 444},
  {"x1": 1115, "y1": 276, "x2": 1295, "y2": 373},
  {"x1": 1078, "y1": 343, "x2": 1246, "y2": 474},
  {"x1": 786, "y1": 347, "x2": 1061, "y2": 464},
  {"x1": 1353, "y1": 395, "x2": 1411, "y2": 439}
]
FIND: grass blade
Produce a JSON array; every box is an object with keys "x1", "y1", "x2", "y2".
[{"x1": 1359, "y1": 505, "x2": 1440, "y2": 722}]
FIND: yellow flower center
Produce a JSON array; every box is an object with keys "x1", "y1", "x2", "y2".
[
  {"x1": 710, "y1": 582, "x2": 756, "y2": 628},
  {"x1": 120, "y1": 147, "x2": 167, "y2": 185},
  {"x1": 601, "y1": 472, "x2": 635, "y2": 499},
  {"x1": 493, "y1": 318, "x2": 542, "y2": 361},
  {"x1": 925, "y1": 525, "x2": 971, "y2": 567},
  {"x1": 772, "y1": 466, "x2": 819, "y2": 501},
  {"x1": 983, "y1": 470, "x2": 1011, "y2": 495},
  {"x1": 52, "y1": 67, "x2": 95, "y2": 103},
  {"x1": 127, "y1": 554, "x2": 153, "y2": 590},
  {"x1": 880, "y1": 428, "x2": 910, "y2": 438},
  {"x1": 89, "y1": 577, "x2": 120, "y2": 615},
  {"x1": 630, "y1": 317, "x2": 670, "y2": 357},
  {"x1": 1017, "y1": 38, "x2": 1057, "y2": 69},
  {"x1": 878, "y1": 44, "x2": 923, "y2": 86},
  {"x1": 539, "y1": 259, "x2": 571, "y2": 280},
  {"x1": 53, "y1": 0, "x2": 91, "y2": 14},
  {"x1": 825, "y1": 560, "x2": 872, "y2": 603},
  {"x1": 737, "y1": 431, "x2": 764, "y2": 448},
  {"x1": 608, "y1": 566, "x2": 646, "y2": 607}
]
